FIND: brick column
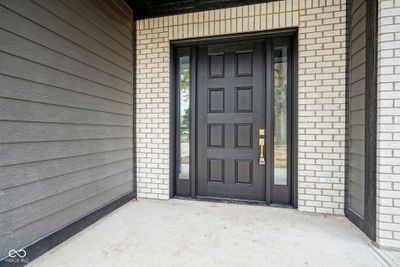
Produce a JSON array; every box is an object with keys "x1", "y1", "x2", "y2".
[{"x1": 376, "y1": 0, "x2": 400, "y2": 249}]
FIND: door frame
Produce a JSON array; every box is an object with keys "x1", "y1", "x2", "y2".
[{"x1": 170, "y1": 29, "x2": 298, "y2": 207}]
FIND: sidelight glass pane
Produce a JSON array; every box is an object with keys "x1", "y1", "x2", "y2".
[
  {"x1": 178, "y1": 56, "x2": 190, "y2": 180},
  {"x1": 273, "y1": 47, "x2": 288, "y2": 186}
]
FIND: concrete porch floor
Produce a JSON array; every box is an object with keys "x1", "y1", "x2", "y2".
[{"x1": 29, "y1": 199, "x2": 400, "y2": 267}]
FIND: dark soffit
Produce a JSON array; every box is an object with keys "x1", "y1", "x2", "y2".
[{"x1": 125, "y1": 0, "x2": 279, "y2": 20}]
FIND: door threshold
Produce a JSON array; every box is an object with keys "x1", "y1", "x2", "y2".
[{"x1": 174, "y1": 195, "x2": 293, "y2": 208}]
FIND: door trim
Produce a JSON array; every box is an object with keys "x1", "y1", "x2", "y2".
[{"x1": 170, "y1": 30, "x2": 298, "y2": 207}]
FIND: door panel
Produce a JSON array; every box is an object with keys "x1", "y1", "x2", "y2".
[{"x1": 197, "y1": 40, "x2": 266, "y2": 200}]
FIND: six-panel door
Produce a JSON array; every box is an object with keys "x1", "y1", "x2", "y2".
[{"x1": 197, "y1": 40, "x2": 266, "y2": 201}]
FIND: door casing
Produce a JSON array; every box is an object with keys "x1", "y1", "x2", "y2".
[{"x1": 170, "y1": 29, "x2": 298, "y2": 207}]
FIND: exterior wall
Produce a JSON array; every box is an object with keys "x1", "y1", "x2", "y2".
[
  {"x1": 0, "y1": 0, "x2": 133, "y2": 258},
  {"x1": 348, "y1": 0, "x2": 367, "y2": 217},
  {"x1": 136, "y1": 0, "x2": 347, "y2": 215},
  {"x1": 376, "y1": 0, "x2": 400, "y2": 249}
]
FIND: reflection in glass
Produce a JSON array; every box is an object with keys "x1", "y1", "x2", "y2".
[
  {"x1": 273, "y1": 47, "x2": 288, "y2": 186},
  {"x1": 179, "y1": 56, "x2": 190, "y2": 180}
]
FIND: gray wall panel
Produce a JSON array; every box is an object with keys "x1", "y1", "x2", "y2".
[
  {"x1": 0, "y1": 170, "x2": 132, "y2": 233},
  {"x1": 0, "y1": 75, "x2": 132, "y2": 115},
  {"x1": 0, "y1": 0, "x2": 133, "y2": 258},
  {"x1": 0, "y1": 138, "x2": 132, "y2": 166},
  {"x1": 62, "y1": 0, "x2": 131, "y2": 47},
  {"x1": 351, "y1": 32, "x2": 366, "y2": 54},
  {"x1": 90, "y1": 0, "x2": 132, "y2": 35},
  {"x1": 0, "y1": 98, "x2": 132, "y2": 126},
  {"x1": 33, "y1": 0, "x2": 132, "y2": 59},
  {"x1": 1, "y1": 159, "x2": 133, "y2": 213},
  {"x1": 0, "y1": 122, "x2": 132, "y2": 143},
  {"x1": 0, "y1": 53, "x2": 132, "y2": 103},
  {"x1": 1, "y1": 181, "x2": 131, "y2": 256},
  {"x1": 0, "y1": 29, "x2": 131, "y2": 91},
  {"x1": 348, "y1": 0, "x2": 367, "y2": 217},
  {"x1": 1, "y1": 149, "x2": 132, "y2": 189},
  {"x1": 0, "y1": 0, "x2": 132, "y2": 70},
  {"x1": 0, "y1": 6, "x2": 131, "y2": 81}
]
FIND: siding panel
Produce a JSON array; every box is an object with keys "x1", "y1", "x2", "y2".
[
  {"x1": 0, "y1": 0, "x2": 132, "y2": 70},
  {"x1": 0, "y1": 53, "x2": 132, "y2": 103},
  {"x1": 0, "y1": 6, "x2": 131, "y2": 81},
  {"x1": 1, "y1": 181, "x2": 131, "y2": 255},
  {"x1": 0, "y1": 122, "x2": 132, "y2": 143},
  {"x1": 0, "y1": 98, "x2": 132, "y2": 126},
  {"x1": 62, "y1": 0, "x2": 131, "y2": 48},
  {"x1": 0, "y1": 170, "x2": 132, "y2": 233},
  {"x1": 33, "y1": 0, "x2": 132, "y2": 59},
  {"x1": 0, "y1": 138, "x2": 132, "y2": 167},
  {"x1": 0, "y1": 28, "x2": 131, "y2": 90},
  {"x1": 0, "y1": 0, "x2": 133, "y2": 259},
  {"x1": 1, "y1": 149, "x2": 132, "y2": 189},
  {"x1": 0, "y1": 75, "x2": 132, "y2": 115},
  {"x1": 1, "y1": 159, "x2": 133, "y2": 213},
  {"x1": 348, "y1": 0, "x2": 367, "y2": 217},
  {"x1": 92, "y1": 0, "x2": 132, "y2": 34}
]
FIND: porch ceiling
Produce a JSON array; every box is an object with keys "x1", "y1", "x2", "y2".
[{"x1": 125, "y1": 0, "x2": 279, "y2": 19}]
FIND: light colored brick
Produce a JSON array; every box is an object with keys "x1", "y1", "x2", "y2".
[
  {"x1": 136, "y1": 0, "x2": 346, "y2": 216},
  {"x1": 376, "y1": 0, "x2": 400, "y2": 249}
]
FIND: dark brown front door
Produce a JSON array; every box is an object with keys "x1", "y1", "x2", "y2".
[
  {"x1": 174, "y1": 35, "x2": 294, "y2": 205},
  {"x1": 197, "y1": 40, "x2": 266, "y2": 201}
]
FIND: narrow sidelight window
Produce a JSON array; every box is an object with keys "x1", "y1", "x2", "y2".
[
  {"x1": 178, "y1": 56, "x2": 190, "y2": 180},
  {"x1": 273, "y1": 47, "x2": 288, "y2": 186}
]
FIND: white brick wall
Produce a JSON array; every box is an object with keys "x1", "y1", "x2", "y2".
[
  {"x1": 377, "y1": 0, "x2": 400, "y2": 249},
  {"x1": 136, "y1": 0, "x2": 347, "y2": 214}
]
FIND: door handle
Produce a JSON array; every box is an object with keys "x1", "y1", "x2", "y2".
[{"x1": 259, "y1": 129, "x2": 265, "y2": 165}]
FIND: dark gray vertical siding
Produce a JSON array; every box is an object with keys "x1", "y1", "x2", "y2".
[
  {"x1": 0, "y1": 0, "x2": 133, "y2": 258},
  {"x1": 348, "y1": 0, "x2": 366, "y2": 217}
]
